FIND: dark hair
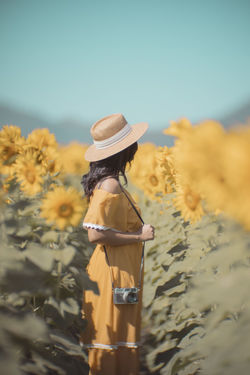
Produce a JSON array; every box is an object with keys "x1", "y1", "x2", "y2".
[{"x1": 81, "y1": 142, "x2": 138, "y2": 200}]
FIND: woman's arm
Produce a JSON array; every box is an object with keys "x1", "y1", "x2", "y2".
[
  {"x1": 87, "y1": 224, "x2": 154, "y2": 246},
  {"x1": 85, "y1": 178, "x2": 155, "y2": 245}
]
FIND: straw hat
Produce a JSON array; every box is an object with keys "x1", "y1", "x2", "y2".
[{"x1": 84, "y1": 113, "x2": 148, "y2": 162}]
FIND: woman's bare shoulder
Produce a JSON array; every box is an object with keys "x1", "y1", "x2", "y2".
[{"x1": 99, "y1": 177, "x2": 122, "y2": 194}]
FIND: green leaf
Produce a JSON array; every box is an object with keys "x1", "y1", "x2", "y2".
[
  {"x1": 69, "y1": 266, "x2": 99, "y2": 294},
  {"x1": 24, "y1": 244, "x2": 54, "y2": 272},
  {"x1": 49, "y1": 330, "x2": 88, "y2": 360},
  {"x1": 60, "y1": 298, "x2": 79, "y2": 316},
  {"x1": 52, "y1": 246, "x2": 76, "y2": 266},
  {"x1": 2, "y1": 313, "x2": 50, "y2": 343},
  {"x1": 20, "y1": 352, "x2": 66, "y2": 375},
  {"x1": 41, "y1": 230, "x2": 59, "y2": 244},
  {"x1": 16, "y1": 225, "x2": 32, "y2": 237}
]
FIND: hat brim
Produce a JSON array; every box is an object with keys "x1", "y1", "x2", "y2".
[{"x1": 84, "y1": 122, "x2": 149, "y2": 162}]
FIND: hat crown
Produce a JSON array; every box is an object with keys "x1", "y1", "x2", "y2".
[{"x1": 91, "y1": 113, "x2": 127, "y2": 141}]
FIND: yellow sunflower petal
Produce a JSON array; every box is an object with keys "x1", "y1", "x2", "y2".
[
  {"x1": 59, "y1": 143, "x2": 89, "y2": 175},
  {"x1": 40, "y1": 186, "x2": 88, "y2": 230},
  {"x1": 14, "y1": 153, "x2": 45, "y2": 196},
  {"x1": 173, "y1": 183, "x2": 204, "y2": 224}
]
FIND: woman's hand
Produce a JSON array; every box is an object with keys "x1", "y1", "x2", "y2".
[{"x1": 137, "y1": 224, "x2": 155, "y2": 241}]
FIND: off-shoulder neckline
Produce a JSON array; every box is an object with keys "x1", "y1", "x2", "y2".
[
  {"x1": 91, "y1": 187, "x2": 137, "y2": 207},
  {"x1": 93, "y1": 187, "x2": 136, "y2": 201},
  {"x1": 93, "y1": 187, "x2": 125, "y2": 196}
]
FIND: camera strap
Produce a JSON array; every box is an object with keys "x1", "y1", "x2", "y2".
[{"x1": 102, "y1": 179, "x2": 145, "y2": 291}]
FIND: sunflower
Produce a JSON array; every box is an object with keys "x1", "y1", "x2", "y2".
[
  {"x1": 27, "y1": 128, "x2": 57, "y2": 150},
  {"x1": 155, "y1": 146, "x2": 176, "y2": 187},
  {"x1": 14, "y1": 152, "x2": 45, "y2": 195},
  {"x1": 0, "y1": 124, "x2": 23, "y2": 144},
  {"x1": 171, "y1": 120, "x2": 227, "y2": 214},
  {"x1": 43, "y1": 147, "x2": 62, "y2": 176},
  {"x1": 148, "y1": 174, "x2": 158, "y2": 187},
  {"x1": 128, "y1": 143, "x2": 174, "y2": 200},
  {"x1": 21, "y1": 143, "x2": 60, "y2": 178},
  {"x1": 40, "y1": 186, "x2": 87, "y2": 230},
  {"x1": 163, "y1": 118, "x2": 192, "y2": 138},
  {"x1": 145, "y1": 172, "x2": 160, "y2": 199},
  {"x1": 144, "y1": 164, "x2": 169, "y2": 202},
  {"x1": 128, "y1": 143, "x2": 157, "y2": 192},
  {"x1": 0, "y1": 125, "x2": 25, "y2": 176},
  {"x1": 173, "y1": 181, "x2": 204, "y2": 224},
  {"x1": 21, "y1": 144, "x2": 44, "y2": 163},
  {"x1": 59, "y1": 143, "x2": 89, "y2": 175},
  {"x1": 218, "y1": 128, "x2": 250, "y2": 229},
  {"x1": 221, "y1": 130, "x2": 250, "y2": 195}
]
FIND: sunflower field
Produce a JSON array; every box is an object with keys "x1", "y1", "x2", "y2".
[
  {"x1": 0, "y1": 127, "x2": 94, "y2": 374},
  {"x1": 1, "y1": 119, "x2": 250, "y2": 375}
]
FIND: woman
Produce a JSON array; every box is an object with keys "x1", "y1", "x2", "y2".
[{"x1": 80, "y1": 113, "x2": 155, "y2": 375}]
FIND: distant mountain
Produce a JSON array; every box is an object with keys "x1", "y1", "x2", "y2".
[
  {"x1": 219, "y1": 99, "x2": 250, "y2": 127},
  {"x1": 0, "y1": 103, "x2": 52, "y2": 134},
  {"x1": 0, "y1": 103, "x2": 93, "y2": 144},
  {"x1": 0, "y1": 102, "x2": 174, "y2": 146},
  {"x1": 1, "y1": 99, "x2": 250, "y2": 147}
]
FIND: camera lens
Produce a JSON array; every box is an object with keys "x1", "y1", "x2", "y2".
[
  {"x1": 127, "y1": 292, "x2": 138, "y2": 303},
  {"x1": 122, "y1": 290, "x2": 138, "y2": 303}
]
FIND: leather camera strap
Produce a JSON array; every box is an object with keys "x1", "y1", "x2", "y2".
[{"x1": 102, "y1": 177, "x2": 145, "y2": 290}]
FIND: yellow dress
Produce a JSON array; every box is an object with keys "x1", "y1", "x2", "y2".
[{"x1": 79, "y1": 185, "x2": 144, "y2": 374}]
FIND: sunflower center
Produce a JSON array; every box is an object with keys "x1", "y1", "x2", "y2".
[
  {"x1": 185, "y1": 190, "x2": 200, "y2": 211},
  {"x1": 218, "y1": 175, "x2": 225, "y2": 184},
  {"x1": 25, "y1": 169, "x2": 36, "y2": 184},
  {"x1": 149, "y1": 175, "x2": 158, "y2": 186},
  {"x1": 59, "y1": 203, "x2": 73, "y2": 217},
  {"x1": 48, "y1": 160, "x2": 55, "y2": 173}
]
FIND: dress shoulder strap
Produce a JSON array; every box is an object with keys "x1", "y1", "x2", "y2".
[
  {"x1": 117, "y1": 181, "x2": 144, "y2": 225},
  {"x1": 101, "y1": 176, "x2": 145, "y2": 291},
  {"x1": 96, "y1": 178, "x2": 144, "y2": 224}
]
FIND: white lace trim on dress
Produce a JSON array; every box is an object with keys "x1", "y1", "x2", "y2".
[
  {"x1": 79, "y1": 341, "x2": 141, "y2": 350},
  {"x1": 116, "y1": 341, "x2": 141, "y2": 348},
  {"x1": 82, "y1": 222, "x2": 120, "y2": 232}
]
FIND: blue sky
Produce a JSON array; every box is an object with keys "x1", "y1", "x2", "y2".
[{"x1": 0, "y1": 0, "x2": 250, "y2": 129}]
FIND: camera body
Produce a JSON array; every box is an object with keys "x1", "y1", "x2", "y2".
[{"x1": 113, "y1": 287, "x2": 139, "y2": 304}]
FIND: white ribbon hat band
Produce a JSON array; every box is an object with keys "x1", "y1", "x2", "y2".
[{"x1": 93, "y1": 123, "x2": 132, "y2": 149}]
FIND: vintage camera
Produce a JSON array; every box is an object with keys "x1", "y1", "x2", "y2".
[{"x1": 113, "y1": 287, "x2": 139, "y2": 304}]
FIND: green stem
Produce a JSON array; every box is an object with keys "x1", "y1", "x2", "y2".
[{"x1": 56, "y1": 260, "x2": 62, "y2": 300}]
